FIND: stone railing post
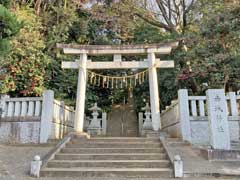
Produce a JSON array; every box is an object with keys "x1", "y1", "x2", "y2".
[
  {"x1": 40, "y1": 90, "x2": 54, "y2": 143},
  {"x1": 178, "y1": 89, "x2": 191, "y2": 142},
  {"x1": 138, "y1": 112, "x2": 143, "y2": 135},
  {"x1": 174, "y1": 155, "x2": 183, "y2": 178},
  {"x1": 229, "y1": 92, "x2": 238, "y2": 117},
  {"x1": 102, "y1": 112, "x2": 107, "y2": 135},
  {"x1": 83, "y1": 115, "x2": 90, "y2": 130},
  {"x1": 30, "y1": 155, "x2": 42, "y2": 178},
  {"x1": 59, "y1": 101, "x2": 65, "y2": 138},
  {"x1": 0, "y1": 94, "x2": 9, "y2": 118},
  {"x1": 7, "y1": 101, "x2": 14, "y2": 117},
  {"x1": 206, "y1": 89, "x2": 231, "y2": 150}
]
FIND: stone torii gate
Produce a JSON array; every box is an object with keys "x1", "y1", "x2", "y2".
[{"x1": 57, "y1": 42, "x2": 178, "y2": 134}]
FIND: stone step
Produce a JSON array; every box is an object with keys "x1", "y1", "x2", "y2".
[
  {"x1": 40, "y1": 167, "x2": 173, "y2": 178},
  {"x1": 70, "y1": 140, "x2": 162, "y2": 144},
  {"x1": 67, "y1": 142, "x2": 162, "y2": 148},
  {"x1": 41, "y1": 136, "x2": 173, "y2": 178},
  {"x1": 80, "y1": 137, "x2": 160, "y2": 143},
  {"x1": 47, "y1": 160, "x2": 171, "y2": 168},
  {"x1": 61, "y1": 147, "x2": 165, "y2": 154},
  {"x1": 54, "y1": 153, "x2": 168, "y2": 160}
]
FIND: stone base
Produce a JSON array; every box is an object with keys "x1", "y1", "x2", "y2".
[
  {"x1": 69, "y1": 132, "x2": 90, "y2": 139},
  {"x1": 87, "y1": 128, "x2": 102, "y2": 136},
  {"x1": 140, "y1": 130, "x2": 151, "y2": 137},
  {"x1": 141, "y1": 130, "x2": 168, "y2": 138},
  {"x1": 142, "y1": 122, "x2": 152, "y2": 131},
  {"x1": 201, "y1": 149, "x2": 240, "y2": 160}
]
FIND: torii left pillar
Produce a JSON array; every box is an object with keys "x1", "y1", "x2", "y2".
[
  {"x1": 148, "y1": 52, "x2": 161, "y2": 131},
  {"x1": 75, "y1": 53, "x2": 87, "y2": 133}
]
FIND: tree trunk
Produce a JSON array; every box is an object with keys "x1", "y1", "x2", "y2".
[{"x1": 35, "y1": 0, "x2": 42, "y2": 15}]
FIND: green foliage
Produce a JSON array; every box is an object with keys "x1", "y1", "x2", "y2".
[
  {"x1": 43, "y1": 5, "x2": 81, "y2": 101},
  {"x1": 133, "y1": 82, "x2": 149, "y2": 112},
  {"x1": 132, "y1": 22, "x2": 178, "y2": 109},
  {"x1": 86, "y1": 85, "x2": 113, "y2": 113},
  {"x1": 42, "y1": 2, "x2": 138, "y2": 109},
  {"x1": 133, "y1": 22, "x2": 175, "y2": 43},
  {"x1": 0, "y1": 0, "x2": 11, "y2": 7},
  {"x1": 43, "y1": 6, "x2": 115, "y2": 107},
  {"x1": 177, "y1": 4, "x2": 240, "y2": 93},
  {"x1": 0, "y1": 0, "x2": 239, "y2": 113},
  {"x1": 0, "y1": 7, "x2": 50, "y2": 96},
  {"x1": 0, "y1": 4, "x2": 21, "y2": 59},
  {"x1": 0, "y1": 5, "x2": 20, "y2": 38}
]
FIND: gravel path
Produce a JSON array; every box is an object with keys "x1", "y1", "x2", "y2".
[
  {"x1": 164, "y1": 139, "x2": 240, "y2": 177},
  {"x1": 0, "y1": 144, "x2": 237, "y2": 180}
]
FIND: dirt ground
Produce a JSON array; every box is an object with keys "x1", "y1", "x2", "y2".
[{"x1": 0, "y1": 144, "x2": 238, "y2": 180}]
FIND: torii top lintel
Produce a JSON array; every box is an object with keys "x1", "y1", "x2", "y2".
[{"x1": 56, "y1": 41, "x2": 179, "y2": 55}]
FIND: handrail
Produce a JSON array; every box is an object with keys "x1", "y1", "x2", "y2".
[
  {"x1": 5, "y1": 97, "x2": 43, "y2": 102},
  {"x1": 188, "y1": 96, "x2": 206, "y2": 100},
  {"x1": 161, "y1": 121, "x2": 180, "y2": 130},
  {"x1": 161, "y1": 101, "x2": 178, "y2": 116},
  {"x1": 53, "y1": 100, "x2": 75, "y2": 112}
]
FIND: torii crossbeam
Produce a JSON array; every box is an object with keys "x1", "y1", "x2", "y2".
[{"x1": 57, "y1": 42, "x2": 178, "y2": 133}]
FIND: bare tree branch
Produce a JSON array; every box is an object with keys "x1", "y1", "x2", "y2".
[
  {"x1": 185, "y1": 0, "x2": 196, "y2": 14},
  {"x1": 156, "y1": 0, "x2": 172, "y2": 26},
  {"x1": 167, "y1": 0, "x2": 172, "y2": 22},
  {"x1": 92, "y1": 0, "x2": 197, "y2": 34},
  {"x1": 134, "y1": 12, "x2": 175, "y2": 32}
]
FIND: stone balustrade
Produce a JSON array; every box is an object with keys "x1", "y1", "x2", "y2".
[
  {"x1": 161, "y1": 100, "x2": 181, "y2": 138},
  {"x1": 186, "y1": 92, "x2": 240, "y2": 120},
  {"x1": 0, "y1": 90, "x2": 75, "y2": 144},
  {"x1": 162, "y1": 89, "x2": 240, "y2": 149},
  {"x1": 0, "y1": 91, "x2": 108, "y2": 143},
  {"x1": 1, "y1": 96, "x2": 43, "y2": 119},
  {"x1": 51, "y1": 100, "x2": 75, "y2": 140}
]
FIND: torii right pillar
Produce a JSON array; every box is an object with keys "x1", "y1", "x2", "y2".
[{"x1": 148, "y1": 52, "x2": 161, "y2": 131}]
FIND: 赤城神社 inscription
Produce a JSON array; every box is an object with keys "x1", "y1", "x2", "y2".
[{"x1": 206, "y1": 89, "x2": 231, "y2": 150}]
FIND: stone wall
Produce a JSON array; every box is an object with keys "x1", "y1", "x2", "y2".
[
  {"x1": 190, "y1": 120, "x2": 209, "y2": 145},
  {"x1": 161, "y1": 101, "x2": 181, "y2": 138},
  {"x1": 0, "y1": 121, "x2": 40, "y2": 143},
  {"x1": 190, "y1": 119, "x2": 240, "y2": 145}
]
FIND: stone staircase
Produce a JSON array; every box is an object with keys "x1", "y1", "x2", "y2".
[{"x1": 41, "y1": 136, "x2": 173, "y2": 178}]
